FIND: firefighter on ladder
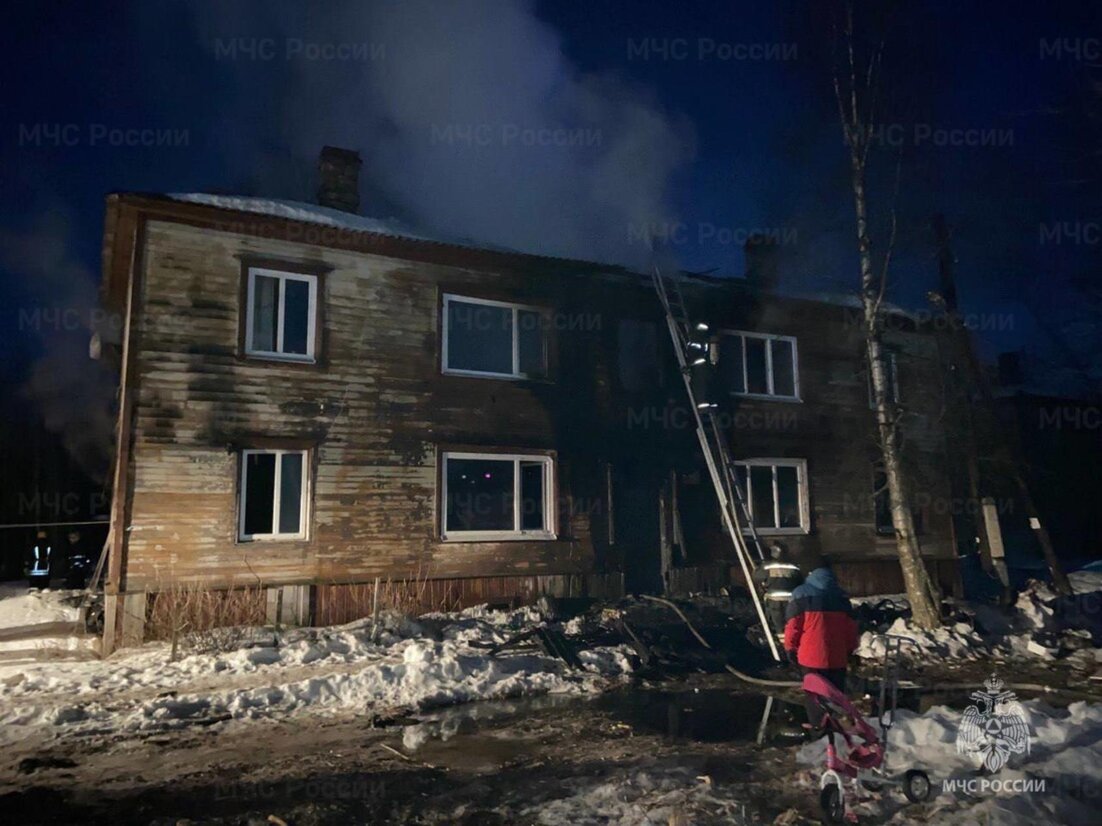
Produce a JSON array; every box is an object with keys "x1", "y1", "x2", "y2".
[
  {"x1": 686, "y1": 322, "x2": 717, "y2": 410},
  {"x1": 753, "y1": 542, "x2": 803, "y2": 638}
]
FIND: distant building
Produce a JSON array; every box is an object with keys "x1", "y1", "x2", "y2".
[{"x1": 992, "y1": 353, "x2": 1102, "y2": 571}]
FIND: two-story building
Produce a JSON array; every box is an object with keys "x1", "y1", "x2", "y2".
[{"x1": 98, "y1": 149, "x2": 961, "y2": 649}]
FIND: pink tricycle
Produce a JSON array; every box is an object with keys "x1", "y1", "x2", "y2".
[{"x1": 805, "y1": 634, "x2": 932, "y2": 823}]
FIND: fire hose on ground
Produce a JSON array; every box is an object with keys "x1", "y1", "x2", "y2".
[{"x1": 637, "y1": 593, "x2": 1102, "y2": 698}]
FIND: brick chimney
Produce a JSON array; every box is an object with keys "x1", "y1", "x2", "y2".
[
  {"x1": 744, "y1": 232, "x2": 779, "y2": 292},
  {"x1": 317, "y1": 146, "x2": 362, "y2": 214},
  {"x1": 998, "y1": 351, "x2": 1023, "y2": 387}
]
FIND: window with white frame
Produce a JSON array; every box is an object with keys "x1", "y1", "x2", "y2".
[
  {"x1": 239, "y1": 449, "x2": 309, "y2": 540},
  {"x1": 719, "y1": 331, "x2": 799, "y2": 399},
  {"x1": 441, "y1": 451, "x2": 555, "y2": 540},
  {"x1": 733, "y1": 459, "x2": 809, "y2": 534},
  {"x1": 442, "y1": 295, "x2": 548, "y2": 379},
  {"x1": 867, "y1": 350, "x2": 900, "y2": 408},
  {"x1": 245, "y1": 267, "x2": 318, "y2": 361}
]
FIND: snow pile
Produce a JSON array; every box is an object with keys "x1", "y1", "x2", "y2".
[
  {"x1": 1069, "y1": 568, "x2": 1102, "y2": 593},
  {"x1": 797, "y1": 700, "x2": 1102, "y2": 824},
  {"x1": 0, "y1": 582, "x2": 82, "y2": 630},
  {"x1": 857, "y1": 570, "x2": 1102, "y2": 664},
  {"x1": 857, "y1": 617, "x2": 989, "y2": 661},
  {"x1": 1006, "y1": 576, "x2": 1102, "y2": 661},
  {"x1": 0, "y1": 606, "x2": 633, "y2": 743},
  {"x1": 1015, "y1": 583, "x2": 1060, "y2": 634}
]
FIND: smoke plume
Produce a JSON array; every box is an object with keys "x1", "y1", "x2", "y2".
[
  {"x1": 186, "y1": 0, "x2": 695, "y2": 267},
  {"x1": 2, "y1": 211, "x2": 116, "y2": 481}
]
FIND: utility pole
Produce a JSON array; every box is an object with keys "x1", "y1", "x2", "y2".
[
  {"x1": 930, "y1": 214, "x2": 1072, "y2": 596},
  {"x1": 932, "y1": 213, "x2": 993, "y2": 574}
]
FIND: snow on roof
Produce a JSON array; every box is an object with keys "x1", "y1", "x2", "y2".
[
  {"x1": 791, "y1": 290, "x2": 918, "y2": 319},
  {"x1": 168, "y1": 193, "x2": 523, "y2": 256},
  {"x1": 163, "y1": 196, "x2": 924, "y2": 318}
]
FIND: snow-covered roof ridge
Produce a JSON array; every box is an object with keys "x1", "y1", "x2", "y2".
[
  {"x1": 167, "y1": 193, "x2": 572, "y2": 261},
  {"x1": 162, "y1": 196, "x2": 922, "y2": 320},
  {"x1": 790, "y1": 289, "x2": 918, "y2": 319}
]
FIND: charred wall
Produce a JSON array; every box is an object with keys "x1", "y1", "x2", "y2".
[{"x1": 115, "y1": 215, "x2": 957, "y2": 604}]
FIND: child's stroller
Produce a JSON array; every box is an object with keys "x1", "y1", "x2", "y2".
[{"x1": 804, "y1": 635, "x2": 931, "y2": 823}]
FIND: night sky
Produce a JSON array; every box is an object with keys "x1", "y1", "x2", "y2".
[{"x1": 1, "y1": 1, "x2": 1100, "y2": 468}]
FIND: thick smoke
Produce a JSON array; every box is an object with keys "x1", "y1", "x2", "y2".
[
  {"x1": 188, "y1": 0, "x2": 694, "y2": 267},
  {"x1": 2, "y1": 212, "x2": 116, "y2": 481}
]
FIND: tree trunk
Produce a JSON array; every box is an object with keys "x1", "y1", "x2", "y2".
[
  {"x1": 848, "y1": 149, "x2": 942, "y2": 629},
  {"x1": 831, "y1": 1, "x2": 941, "y2": 626}
]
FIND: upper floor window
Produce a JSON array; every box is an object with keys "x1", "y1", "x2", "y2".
[
  {"x1": 617, "y1": 319, "x2": 662, "y2": 392},
  {"x1": 733, "y1": 458, "x2": 809, "y2": 534},
  {"x1": 440, "y1": 451, "x2": 555, "y2": 541},
  {"x1": 238, "y1": 448, "x2": 309, "y2": 541},
  {"x1": 245, "y1": 267, "x2": 318, "y2": 362},
  {"x1": 719, "y1": 331, "x2": 799, "y2": 400},
  {"x1": 442, "y1": 294, "x2": 548, "y2": 379}
]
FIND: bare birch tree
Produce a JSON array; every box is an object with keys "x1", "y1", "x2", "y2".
[{"x1": 831, "y1": 1, "x2": 941, "y2": 627}]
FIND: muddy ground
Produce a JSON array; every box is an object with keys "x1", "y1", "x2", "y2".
[
  {"x1": 0, "y1": 675, "x2": 812, "y2": 825},
  {"x1": 2, "y1": 594, "x2": 1097, "y2": 825},
  {"x1": 1, "y1": 654, "x2": 1091, "y2": 826}
]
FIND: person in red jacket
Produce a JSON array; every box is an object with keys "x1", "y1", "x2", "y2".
[{"x1": 783, "y1": 561, "x2": 860, "y2": 725}]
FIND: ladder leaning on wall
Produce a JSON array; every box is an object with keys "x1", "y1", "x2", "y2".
[{"x1": 650, "y1": 264, "x2": 783, "y2": 662}]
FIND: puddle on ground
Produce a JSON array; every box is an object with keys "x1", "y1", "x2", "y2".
[
  {"x1": 391, "y1": 678, "x2": 1063, "y2": 773},
  {"x1": 595, "y1": 688, "x2": 806, "y2": 745},
  {"x1": 396, "y1": 693, "x2": 580, "y2": 772},
  {"x1": 396, "y1": 686, "x2": 809, "y2": 768}
]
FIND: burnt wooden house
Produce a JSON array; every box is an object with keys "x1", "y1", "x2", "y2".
[{"x1": 99, "y1": 150, "x2": 961, "y2": 648}]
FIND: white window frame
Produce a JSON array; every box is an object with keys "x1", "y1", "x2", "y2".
[
  {"x1": 867, "y1": 350, "x2": 900, "y2": 408},
  {"x1": 244, "y1": 267, "x2": 318, "y2": 362},
  {"x1": 238, "y1": 448, "x2": 310, "y2": 541},
  {"x1": 440, "y1": 450, "x2": 556, "y2": 541},
  {"x1": 720, "y1": 330, "x2": 800, "y2": 401},
  {"x1": 733, "y1": 458, "x2": 810, "y2": 535},
  {"x1": 441, "y1": 294, "x2": 548, "y2": 380}
]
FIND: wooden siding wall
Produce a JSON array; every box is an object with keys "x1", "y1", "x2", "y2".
[
  {"x1": 677, "y1": 291, "x2": 958, "y2": 568},
  {"x1": 119, "y1": 217, "x2": 957, "y2": 600},
  {"x1": 123, "y1": 221, "x2": 664, "y2": 592}
]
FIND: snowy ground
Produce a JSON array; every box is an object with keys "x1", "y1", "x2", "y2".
[
  {"x1": 1, "y1": 581, "x2": 1101, "y2": 824},
  {"x1": 0, "y1": 582, "x2": 95, "y2": 660},
  {"x1": 0, "y1": 581, "x2": 82, "y2": 629},
  {"x1": 796, "y1": 699, "x2": 1102, "y2": 824},
  {"x1": 0, "y1": 605, "x2": 634, "y2": 747}
]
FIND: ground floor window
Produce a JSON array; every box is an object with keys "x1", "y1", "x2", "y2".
[
  {"x1": 441, "y1": 451, "x2": 555, "y2": 540},
  {"x1": 238, "y1": 449, "x2": 309, "y2": 541},
  {"x1": 733, "y1": 458, "x2": 809, "y2": 534}
]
